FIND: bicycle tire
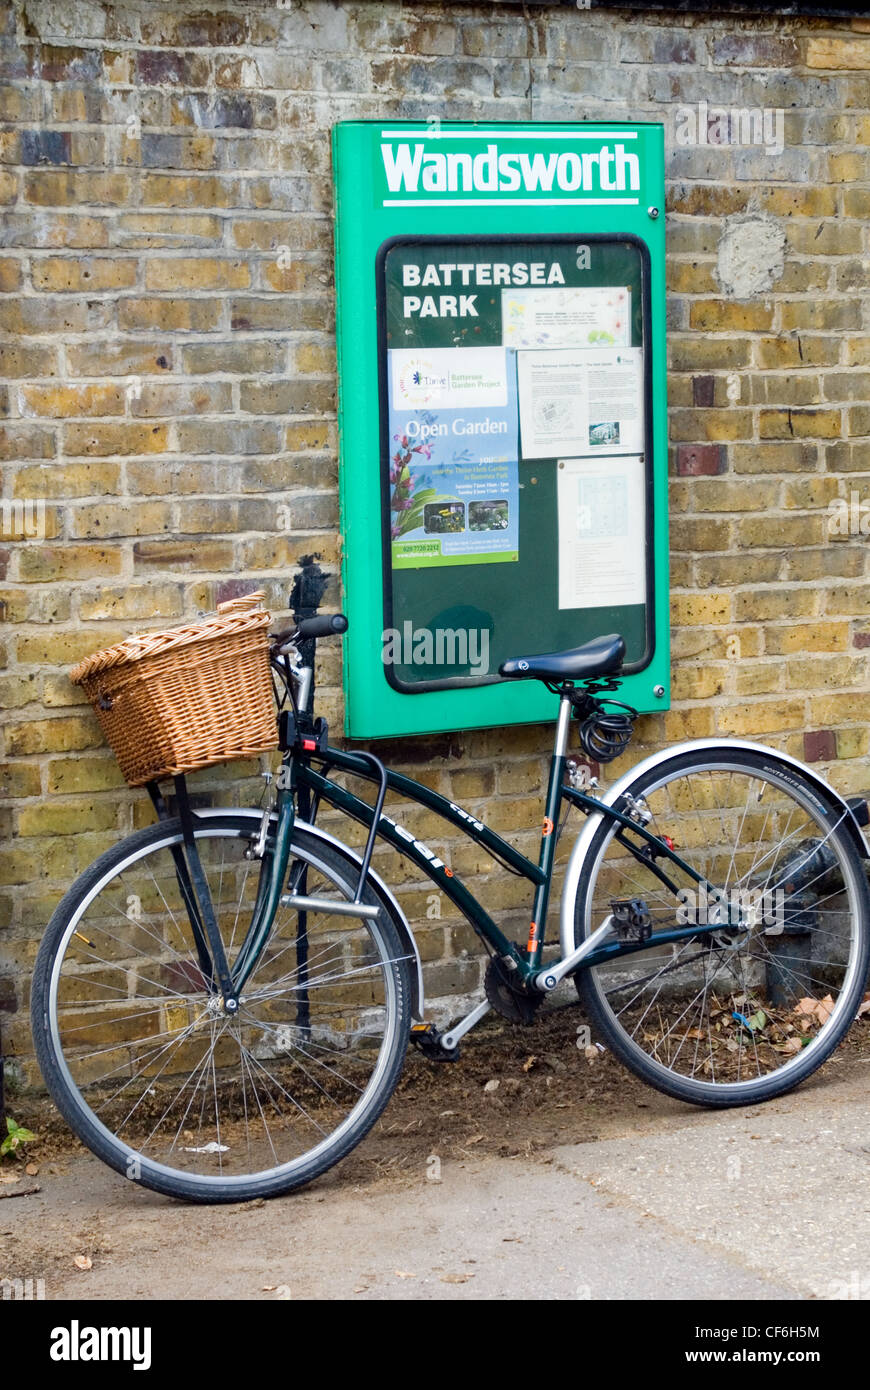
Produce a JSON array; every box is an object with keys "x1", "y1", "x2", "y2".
[
  {"x1": 572, "y1": 747, "x2": 870, "y2": 1107},
  {"x1": 31, "y1": 813, "x2": 413, "y2": 1203}
]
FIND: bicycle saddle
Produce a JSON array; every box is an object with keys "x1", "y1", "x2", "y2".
[{"x1": 499, "y1": 633, "x2": 625, "y2": 683}]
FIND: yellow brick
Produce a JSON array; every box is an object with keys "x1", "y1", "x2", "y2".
[
  {"x1": 780, "y1": 300, "x2": 860, "y2": 330},
  {"x1": 663, "y1": 706, "x2": 716, "y2": 741},
  {"x1": 0, "y1": 762, "x2": 42, "y2": 798},
  {"x1": 785, "y1": 655, "x2": 863, "y2": 690},
  {"x1": 665, "y1": 261, "x2": 717, "y2": 295},
  {"x1": 671, "y1": 667, "x2": 725, "y2": 700},
  {"x1": 694, "y1": 554, "x2": 781, "y2": 587},
  {"x1": 13, "y1": 462, "x2": 121, "y2": 498},
  {"x1": 77, "y1": 584, "x2": 183, "y2": 621},
  {"x1": 731, "y1": 441, "x2": 817, "y2": 474},
  {"x1": 807, "y1": 37, "x2": 870, "y2": 68},
  {"x1": 823, "y1": 585, "x2": 870, "y2": 616},
  {"x1": 118, "y1": 298, "x2": 221, "y2": 332},
  {"x1": 0, "y1": 258, "x2": 21, "y2": 291},
  {"x1": 70, "y1": 501, "x2": 172, "y2": 538},
  {"x1": 719, "y1": 699, "x2": 806, "y2": 735},
  {"x1": 737, "y1": 515, "x2": 826, "y2": 548},
  {"x1": 16, "y1": 629, "x2": 126, "y2": 665},
  {"x1": 845, "y1": 338, "x2": 870, "y2": 366},
  {"x1": 782, "y1": 477, "x2": 841, "y2": 508},
  {"x1": 670, "y1": 592, "x2": 731, "y2": 625},
  {"x1": 669, "y1": 409, "x2": 753, "y2": 442},
  {"x1": 19, "y1": 384, "x2": 125, "y2": 418},
  {"x1": 31, "y1": 257, "x2": 138, "y2": 292},
  {"x1": 836, "y1": 728, "x2": 869, "y2": 759},
  {"x1": 689, "y1": 302, "x2": 774, "y2": 332},
  {"x1": 64, "y1": 422, "x2": 168, "y2": 456},
  {"x1": 757, "y1": 338, "x2": 840, "y2": 371},
  {"x1": 47, "y1": 756, "x2": 126, "y2": 794},
  {"x1": 829, "y1": 151, "x2": 870, "y2": 182},
  {"x1": 0, "y1": 673, "x2": 39, "y2": 708},
  {"x1": 294, "y1": 340, "x2": 334, "y2": 374},
  {"x1": 144, "y1": 258, "x2": 250, "y2": 291},
  {"x1": 449, "y1": 768, "x2": 495, "y2": 800},
  {"x1": 736, "y1": 661, "x2": 785, "y2": 696},
  {"x1": 735, "y1": 589, "x2": 817, "y2": 620},
  {"x1": 809, "y1": 691, "x2": 870, "y2": 724},
  {"x1": 17, "y1": 800, "x2": 118, "y2": 837},
  {"x1": 285, "y1": 420, "x2": 335, "y2": 452},
  {"x1": 5, "y1": 714, "x2": 103, "y2": 755},
  {"x1": 765, "y1": 621, "x2": 850, "y2": 654},
  {"x1": 17, "y1": 544, "x2": 123, "y2": 581},
  {"x1": 25, "y1": 170, "x2": 131, "y2": 206},
  {"x1": 262, "y1": 260, "x2": 327, "y2": 293},
  {"x1": 141, "y1": 175, "x2": 232, "y2": 208},
  {"x1": 760, "y1": 187, "x2": 838, "y2": 218},
  {"x1": 759, "y1": 409, "x2": 842, "y2": 439}
]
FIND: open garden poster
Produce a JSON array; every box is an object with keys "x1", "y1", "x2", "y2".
[{"x1": 387, "y1": 346, "x2": 520, "y2": 569}]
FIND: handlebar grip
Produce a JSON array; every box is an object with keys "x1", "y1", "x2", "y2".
[{"x1": 294, "y1": 613, "x2": 349, "y2": 640}]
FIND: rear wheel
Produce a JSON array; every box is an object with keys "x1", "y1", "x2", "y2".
[
  {"x1": 32, "y1": 814, "x2": 413, "y2": 1202},
  {"x1": 573, "y1": 748, "x2": 870, "y2": 1106}
]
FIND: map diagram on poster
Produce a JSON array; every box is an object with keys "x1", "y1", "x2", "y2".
[
  {"x1": 388, "y1": 346, "x2": 520, "y2": 569},
  {"x1": 502, "y1": 286, "x2": 631, "y2": 350}
]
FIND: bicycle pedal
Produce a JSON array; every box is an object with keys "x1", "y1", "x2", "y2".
[
  {"x1": 611, "y1": 897, "x2": 652, "y2": 943},
  {"x1": 409, "y1": 1023, "x2": 460, "y2": 1063}
]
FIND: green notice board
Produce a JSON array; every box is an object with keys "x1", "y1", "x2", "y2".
[{"x1": 333, "y1": 122, "x2": 669, "y2": 739}]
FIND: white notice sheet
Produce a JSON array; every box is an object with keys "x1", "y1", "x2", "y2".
[
  {"x1": 502, "y1": 287, "x2": 631, "y2": 350},
  {"x1": 517, "y1": 347, "x2": 643, "y2": 460},
  {"x1": 557, "y1": 455, "x2": 646, "y2": 611}
]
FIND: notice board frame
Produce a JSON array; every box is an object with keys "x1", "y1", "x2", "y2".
[
  {"x1": 333, "y1": 120, "x2": 670, "y2": 740},
  {"x1": 376, "y1": 231, "x2": 656, "y2": 696}
]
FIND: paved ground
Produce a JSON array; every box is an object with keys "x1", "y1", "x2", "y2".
[{"x1": 6, "y1": 1048, "x2": 869, "y2": 1301}]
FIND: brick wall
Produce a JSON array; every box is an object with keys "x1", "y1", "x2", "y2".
[{"x1": 3, "y1": 0, "x2": 870, "y2": 1085}]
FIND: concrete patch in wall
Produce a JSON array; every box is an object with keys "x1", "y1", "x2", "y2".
[{"x1": 716, "y1": 215, "x2": 785, "y2": 298}]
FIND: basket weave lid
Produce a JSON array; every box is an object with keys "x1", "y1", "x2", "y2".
[{"x1": 70, "y1": 590, "x2": 272, "y2": 684}]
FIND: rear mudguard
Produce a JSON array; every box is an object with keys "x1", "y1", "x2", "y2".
[{"x1": 559, "y1": 738, "x2": 869, "y2": 962}]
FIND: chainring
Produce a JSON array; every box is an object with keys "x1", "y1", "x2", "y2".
[{"x1": 484, "y1": 953, "x2": 541, "y2": 1025}]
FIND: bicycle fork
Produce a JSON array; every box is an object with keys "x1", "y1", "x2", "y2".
[{"x1": 150, "y1": 761, "x2": 385, "y2": 1018}]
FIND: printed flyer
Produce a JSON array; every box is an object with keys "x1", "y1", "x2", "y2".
[
  {"x1": 517, "y1": 346, "x2": 643, "y2": 460},
  {"x1": 556, "y1": 454, "x2": 646, "y2": 610},
  {"x1": 502, "y1": 286, "x2": 631, "y2": 350},
  {"x1": 387, "y1": 346, "x2": 520, "y2": 569}
]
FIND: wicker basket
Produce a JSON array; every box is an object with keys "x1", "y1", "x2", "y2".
[{"x1": 70, "y1": 591, "x2": 278, "y2": 786}]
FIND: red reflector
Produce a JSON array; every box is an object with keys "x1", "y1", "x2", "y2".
[
  {"x1": 663, "y1": 835, "x2": 675, "y2": 850},
  {"x1": 302, "y1": 738, "x2": 317, "y2": 751}
]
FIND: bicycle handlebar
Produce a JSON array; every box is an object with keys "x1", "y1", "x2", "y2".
[{"x1": 272, "y1": 613, "x2": 349, "y2": 648}]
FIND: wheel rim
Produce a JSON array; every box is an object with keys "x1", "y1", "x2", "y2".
[
  {"x1": 46, "y1": 825, "x2": 406, "y2": 1190},
  {"x1": 580, "y1": 758, "x2": 866, "y2": 1094}
]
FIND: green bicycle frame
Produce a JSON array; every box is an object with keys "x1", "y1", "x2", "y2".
[
  {"x1": 223, "y1": 698, "x2": 726, "y2": 997},
  {"x1": 293, "y1": 745, "x2": 715, "y2": 986}
]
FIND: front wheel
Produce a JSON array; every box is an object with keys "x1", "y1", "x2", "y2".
[
  {"x1": 31, "y1": 814, "x2": 413, "y2": 1202},
  {"x1": 573, "y1": 748, "x2": 870, "y2": 1107}
]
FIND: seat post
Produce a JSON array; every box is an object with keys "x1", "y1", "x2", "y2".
[{"x1": 553, "y1": 692, "x2": 573, "y2": 760}]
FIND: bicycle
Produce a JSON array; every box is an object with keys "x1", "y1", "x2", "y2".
[{"x1": 31, "y1": 614, "x2": 870, "y2": 1202}]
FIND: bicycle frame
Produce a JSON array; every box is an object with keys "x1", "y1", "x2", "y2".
[{"x1": 224, "y1": 693, "x2": 722, "y2": 1005}]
